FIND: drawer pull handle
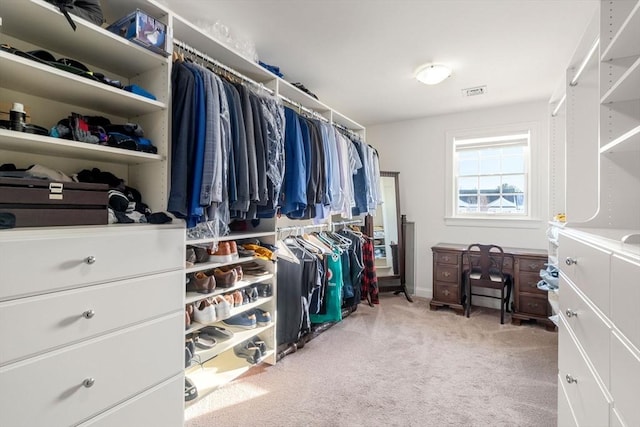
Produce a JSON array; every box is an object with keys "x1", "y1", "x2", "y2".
[
  {"x1": 85, "y1": 256, "x2": 96, "y2": 265},
  {"x1": 442, "y1": 289, "x2": 450, "y2": 296},
  {"x1": 82, "y1": 378, "x2": 95, "y2": 388},
  {"x1": 565, "y1": 257, "x2": 577, "y2": 266},
  {"x1": 565, "y1": 309, "x2": 577, "y2": 318},
  {"x1": 442, "y1": 272, "x2": 451, "y2": 278},
  {"x1": 528, "y1": 263, "x2": 538, "y2": 270},
  {"x1": 442, "y1": 256, "x2": 450, "y2": 262},
  {"x1": 565, "y1": 374, "x2": 577, "y2": 384},
  {"x1": 82, "y1": 309, "x2": 95, "y2": 319}
]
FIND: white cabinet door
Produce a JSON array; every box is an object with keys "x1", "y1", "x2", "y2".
[{"x1": 610, "y1": 254, "x2": 640, "y2": 350}]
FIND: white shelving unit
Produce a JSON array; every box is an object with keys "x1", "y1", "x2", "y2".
[{"x1": 556, "y1": 2, "x2": 640, "y2": 426}]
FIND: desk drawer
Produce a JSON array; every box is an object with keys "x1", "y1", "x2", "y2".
[
  {"x1": 0, "y1": 270, "x2": 183, "y2": 365},
  {"x1": 434, "y1": 265, "x2": 458, "y2": 284},
  {"x1": 433, "y1": 282, "x2": 460, "y2": 304},
  {"x1": 518, "y1": 256, "x2": 545, "y2": 272},
  {"x1": 518, "y1": 271, "x2": 547, "y2": 295},
  {"x1": 0, "y1": 313, "x2": 183, "y2": 427},
  {"x1": 435, "y1": 251, "x2": 458, "y2": 265},
  {"x1": 560, "y1": 275, "x2": 611, "y2": 387},
  {"x1": 0, "y1": 226, "x2": 184, "y2": 300},
  {"x1": 518, "y1": 294, "x2": 549, "y2": 317}
]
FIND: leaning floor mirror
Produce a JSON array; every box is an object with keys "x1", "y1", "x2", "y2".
[{"x1": 366, "y1": 171, "x2": 412, "y2": 302}]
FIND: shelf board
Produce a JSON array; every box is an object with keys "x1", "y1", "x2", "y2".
[
  {"x1": 331, "y1": 109, "x2": 365, "y2": 131},
  {"x1": 186, "y1": 323, "x2": 274, "y2": 369},
  {"x1": 185, "y1": 346, "x2": 275, "y2": 407},
  {"x1": 186, "y1": 296, "x2": 274, "y2": 335},
  {"x1": 277, "y1": 79, "x2": 331, "y2": 113},
  {"x1": 187, "y1": 230, "x2": 275, "y2": 245},
  {"x1": 600, "y1": 56, "x2": 640, "y2": 104},
  {"x1": 184, "y1": 256, "x2": 258, "y2": 274},
  {"x1": 0, "y1": 51, "x2": 166, "y2": 117},
  {"x1": 0, "y1": 129, "x2": 163, "y2": 164},
  {"x1": 185, "y1": 276, "x2": 274, "y2": 305},
  {"x1": 600, "y1": 125, "x2": 640, "y2": 154},
  {"x1": 0, "y1": 0, "x2": 169, "y2": 78},
  {"x1": 601, "y1": 0, "x2": 640, "y2": 61},
  {"x1": 171, "y1": 14, "x2": 275, "y2": 83}
]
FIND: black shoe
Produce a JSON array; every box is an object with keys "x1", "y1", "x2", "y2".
[
  {"x1": 233, "y1": 342, "x2": 262, "y2": 364},
  {"x1": 185, "y1": 377, "x2": 198, "y2": 402}
]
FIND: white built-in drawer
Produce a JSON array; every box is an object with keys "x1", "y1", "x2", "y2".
[
  {"x1": 558, "y1": 376, "x2": 579, "y2": 427},
  {"x1": 559, "y1": 233, "x2": 612, "y2": 316},
  {"x1": 558, "y1": 315, "x2": 611, "y2": 427},
  {"x1": 611, "y1": 254, "x2": 640, "y2": 351},
  {"x1": 78, "y1": 374, "x2": 184, "y2": 427},
  {"x1": 0, "y1": 270, "x2": 182, "y2": 366},
  {"x1": 0, "y1": 225, "x2": 184, "y2": 300},
  {"x1": 610, "y1": 330, "x2": 640, "y2": 427},
  {"x1": 0, "y1": 313, "x2": 183, "y2": 427},
  {"x1": 560, "y1": 275, "x2": 612, "y2": 387}
]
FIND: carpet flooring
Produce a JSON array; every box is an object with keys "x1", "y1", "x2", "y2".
[{"x1": 185, "y1": 293, "x2": 558, "y2": 427}]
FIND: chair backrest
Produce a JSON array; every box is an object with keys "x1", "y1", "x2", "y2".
[{"x1": 464, "y1": 243, "x2": 506, "y2": 282}]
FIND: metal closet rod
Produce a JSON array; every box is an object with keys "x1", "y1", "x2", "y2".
[
  {"x1": 277, "y1": 223, "x2": 329, "y2": 237},
  {"x1": 173, "y1": 39, "x2": 274, "y2": 95},
  {"x1": 279, "y1": 95, "x2": 329, "y2": 123},
  {"x1": 331, "y1": 218, "x2": 364, "y2": 230}
]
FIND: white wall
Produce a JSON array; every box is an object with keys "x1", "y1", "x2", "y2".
[{"x1": 367, "y1": 100, "x2": 550, "y2": 298}]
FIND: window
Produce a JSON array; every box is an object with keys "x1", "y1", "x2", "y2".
[
  {"x1": 444, "y1": 122, "x2": 541, "y2": 225},
  {"x1": 455, "y1": 132, "x2": 529, "y2": 216}
]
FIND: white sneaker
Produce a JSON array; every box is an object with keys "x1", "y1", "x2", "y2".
[
  {"x1": 193, "y1": 298, "x2": 217, "y2": 324},
  {"x1": 214, "y1": 295, "x2": 232, "y2": 320}
]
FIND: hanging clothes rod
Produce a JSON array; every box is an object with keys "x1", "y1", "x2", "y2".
[
  {"x1": 277, "y1": 223, "x2": 329, "y2": 237},
  {"x1": 334, "y1": 122, "x2": 363, "y2": 141},
  {"x1": 331, "y1": 218, "x2": 363, "y2": 231},
  {"x1": 279, "y1": 95, "x2": 329, "y2": 123},
  {"x1": 173, "y1": 39, "x2": 274, "y2": 95}
]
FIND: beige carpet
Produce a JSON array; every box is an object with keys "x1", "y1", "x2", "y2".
[{"x1": 185, "y1": 294, "x2": 558, "y2": 427}]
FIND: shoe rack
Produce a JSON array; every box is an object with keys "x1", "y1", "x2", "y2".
[{"x1": 183, "y1": 218, "x2": 278, "y2": 403}]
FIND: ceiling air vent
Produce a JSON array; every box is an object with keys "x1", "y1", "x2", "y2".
[{"x1": 462, "y1": 86, "x2": 487, "y2": 97}]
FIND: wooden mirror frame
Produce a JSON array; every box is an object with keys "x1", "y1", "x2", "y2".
[{"x1": 365, "y1": 171, "x2": 413, "y2": 302}]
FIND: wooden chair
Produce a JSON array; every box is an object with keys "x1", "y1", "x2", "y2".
[{"x1": 463, "y1": 243, "x2": 513, "y2": 324}]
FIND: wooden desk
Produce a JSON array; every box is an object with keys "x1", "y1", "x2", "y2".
[{"x1": 430, "y1": 243, "x2": 554, "y2": 330}]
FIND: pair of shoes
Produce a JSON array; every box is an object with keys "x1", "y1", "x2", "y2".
[
  {"x1": 185, "y1": 339, "x2": 195, "y2": 368},
  {"x1": 242, "y1": 243, "x2": 275, "y2": 261},
  {"x1": 249, "y1": 308, "x2": 272, "y2": 326},
  {"x1": 257, "y1": 283, "x2": 272, "y2": 297},
  {"x1": 194, "y1": 332, "x2": 217, "y2": 349},
  {"x1": 208, "y1": 241, "x2": 239, "y2": 263},
  {"x1": 244, "y1": 286, "x2": 259, "y2": 303},
  {"x1": 185, "y1": 304, "x2": 194, "y2": 329},
  {"x1": 213, "y1": 295, "x2": 232, "y2": 319},
  {"x1": 187, "y1": 271, "x2": 216, "y2": 294},
  {"x1": 185, "y1": 377, "x2": 198, "y2": 402},
  {"x1": 213, "y1": 267, "x2": 238, "y2": 288},
  {"x1": 187, "y1": 245, "x2": 209, "y2": 264},
  {"x1": 242, "y1": 262, "x2": 269, "y2": 276},
  {"x1": 192, "y1": 298, "x2": 217, "y2": 324},
  {"x1": 232, "y1": 290, "x2": 243, "y2": 306},
  {"x1": 200, "y1": 325, "x2": 234, "y2": 341},
  {"x1": 233, "y1": 340, "x2": 263, "y2": 364},
  {"x1": 222, "y1": 312, "x2": 257, "y2": 329}
]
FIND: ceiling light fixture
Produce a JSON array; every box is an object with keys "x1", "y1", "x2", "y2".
[{"x1": 415, "y1": 63, "x2": 452, "y2": 85}]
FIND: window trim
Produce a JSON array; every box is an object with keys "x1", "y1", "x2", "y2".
[{"x1": 445, "y1": 121, "x2": 542, "y2": 224}]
